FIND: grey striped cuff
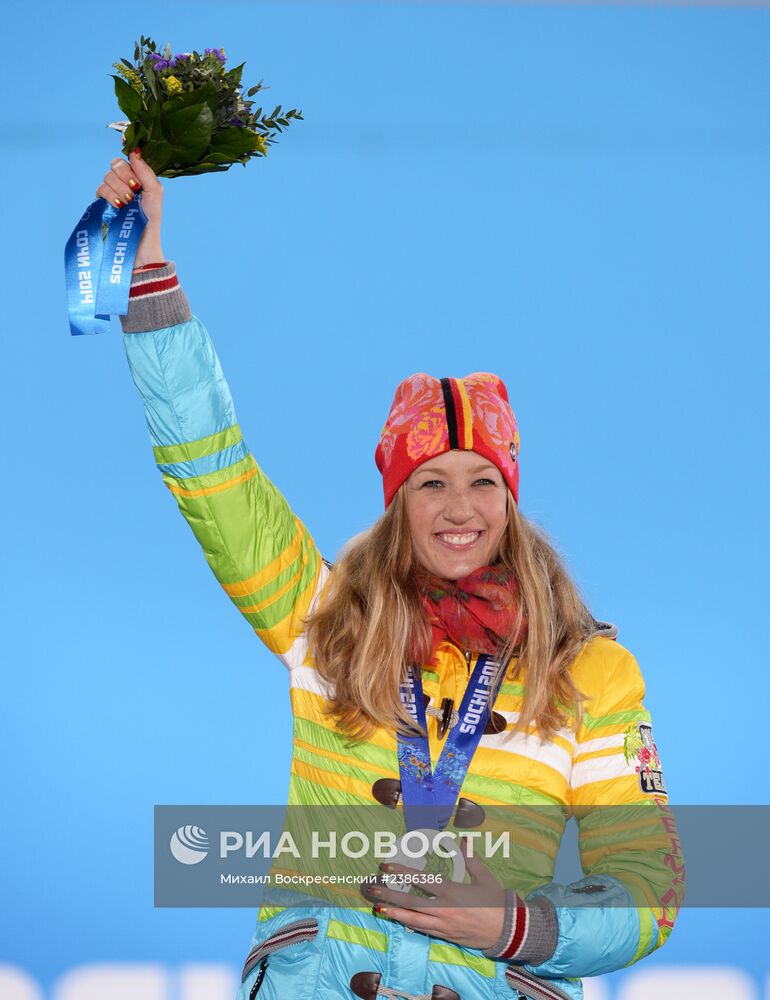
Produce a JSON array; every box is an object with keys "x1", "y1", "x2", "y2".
[
  {"x1": 484, "y1": 889, "x2": 517, "y2": 958},
  {"x1": 483, "y1": 892, "x2": 558, "y2": 966},
  {"x1": 120, "y1": 261, "x2": 192, "y2": 333},
  {"x1": 518, "y1": 895, "x2": 558, "y2": 965}
]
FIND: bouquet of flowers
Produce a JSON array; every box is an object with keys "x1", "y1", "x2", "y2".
[{"x1": 110, "y1": 36, "x2": 303, "y2": 177}]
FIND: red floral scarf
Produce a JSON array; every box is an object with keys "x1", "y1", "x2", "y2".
[{"x1": 417, "y1": 565, "x2": 528, "y2": 657}]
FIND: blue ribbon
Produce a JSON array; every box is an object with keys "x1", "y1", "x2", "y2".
[
  {"x1": 397, "y1": 653, "x2": 506, "y2": 832},
  {"x1": 64, "y1": 196, "x2": 147, "y2": 336}
]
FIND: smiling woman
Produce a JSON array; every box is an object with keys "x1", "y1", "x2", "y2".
[{"x1": 107, "y1": 150, "x2": 684, "y2": 1000}]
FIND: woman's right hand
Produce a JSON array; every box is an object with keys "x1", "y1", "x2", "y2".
[{"x1": 96, "y1": 148, "x2": 165, "y2": 268}]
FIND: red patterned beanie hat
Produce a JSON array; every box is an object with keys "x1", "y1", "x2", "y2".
[{"x1": 375, "y1": 373, "x2": 521, "y2": 509}]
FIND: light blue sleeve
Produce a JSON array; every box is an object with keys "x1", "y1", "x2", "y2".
[{"x1": 524, "y1": 875, "x2": 655, "y2": 978}]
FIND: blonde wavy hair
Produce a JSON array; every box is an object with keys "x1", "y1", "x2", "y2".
[{"x1": 305, "y1": 488, "x2": 597, "y2": 741}]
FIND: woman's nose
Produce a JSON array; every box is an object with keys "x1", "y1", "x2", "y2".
[{"x1": 441, "y1": 489, "x2": 474, "y2": 523}]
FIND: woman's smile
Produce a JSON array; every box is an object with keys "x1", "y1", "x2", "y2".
[{"x1": 433, "y1": 529, "x2": 484, "y2": 549}]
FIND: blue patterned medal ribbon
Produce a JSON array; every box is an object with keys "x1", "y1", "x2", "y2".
[
  {"x1": 64, "y1": 196, "x2": 147, "y2": 336},
  {"x1": 397, "y1": 653, "x2": 506, "y2": 832}
]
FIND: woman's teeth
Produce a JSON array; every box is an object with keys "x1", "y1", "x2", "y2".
[{"x1": 436, "y1": 532, "x2": 480, "y2": 545}]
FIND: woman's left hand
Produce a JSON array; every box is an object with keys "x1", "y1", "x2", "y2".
[{"x1": 360, "y1": 841, "x2": 507, "y2": 951}]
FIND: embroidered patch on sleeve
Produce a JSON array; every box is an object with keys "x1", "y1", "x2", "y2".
[{"x1": 623, "y1": 722, "x2": 667, "y2": 794}]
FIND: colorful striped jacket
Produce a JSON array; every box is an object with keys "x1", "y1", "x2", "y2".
[{"x1": 121, "y1": 263, "x2": 683, "y2": 1000}]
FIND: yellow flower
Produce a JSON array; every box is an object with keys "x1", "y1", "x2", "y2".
[
  {"x1": 164, "y1": 75, "x2": 183, "y2": 95},
  {"x1": 112, "y1": 61, "x2": 143, "y2": 95}
]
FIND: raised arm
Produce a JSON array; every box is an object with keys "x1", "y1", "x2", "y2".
[{"x1": 99, "y1": 152, "x2": 326, "y2": 668}]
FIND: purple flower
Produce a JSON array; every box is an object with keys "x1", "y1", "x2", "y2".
[
  {"x1": 170, "y1": 52, "x2": 188, "y2": 67},
  {"x1": 205, "y1": 47, "x2": 227, "y2": 63},
  {"x1": 148, "y1": 53, "x2": 170, "y2": 71}
]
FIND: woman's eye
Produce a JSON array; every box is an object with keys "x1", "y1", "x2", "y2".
[
  {"x1": 420, "y1": 480, "x2": 444, "y2": 489},
  {"x1": 473, "y1": 478, "x2": 496, "y2": 487}
]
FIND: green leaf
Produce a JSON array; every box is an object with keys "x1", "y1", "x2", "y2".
[
  {"x1": 112, "y1": 75, "x2": 144, "y2": 119},
  {"x1": 123, "y1": 122, "x2": 138, "y2": 149},
  {"x1": 163, "y1": 104, "x2": 214, "y2": 160},
  {"x1": 122, "y1": 122, "x2": 149, "y2": 156},
  {"x1": 144, "y1": 63, "x2": 160, "y2": 101},
  {"x1": 210, "y1": 127, "x2": 263, "y2": 156},
  {"x1": 247, "y1": 85, "x2": 262, "y2": 97},
  {"x1": 206, "y1": 152, "x2": 243, "y2": 163},
  {"x1": 142, "y1": 138, "x2": 173, "y2": 172},
  {"x1": 162, "y1": 100, "x2": 205, "y2": 135},
  {"x1": 120, "y1": 57, "x2": 135, "y2": 71},
  {"x1": 226, "y1": 62, "x2": 245, "y2": 86},
  {"x1": 134, "y1": 43, "x2": 140, "y2": 61},
  {"x1": 163, "y1": 82, "x2": 218, "y2": 116},
  {"x1": 161, "y1": 162, "x2": 232, "y2": 177}
]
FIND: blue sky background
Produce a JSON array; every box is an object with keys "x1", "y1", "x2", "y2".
[{"x1": 1, "y1": 1, "x2": 768, "y2": 995}]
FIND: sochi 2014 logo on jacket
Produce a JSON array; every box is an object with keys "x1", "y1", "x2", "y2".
[{"x1": 623, "y1": 722, "x2": 666, "y2": 794}]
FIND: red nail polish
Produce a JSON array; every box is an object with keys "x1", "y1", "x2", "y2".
[
  {"x1": 373, "y1": 904, "x2": 386, "y2": 915},
  {"x1": 129, "y1": 179, "x2": 142, "y2": 191},
  {"x1": 133, "y1": 146, "x2": 142, "y2": 157},
  {"x1": 114, "y1": 198, "x2": 124, "y2": 208}
]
